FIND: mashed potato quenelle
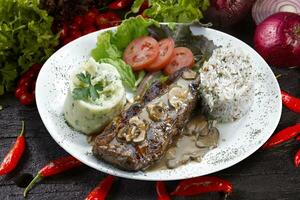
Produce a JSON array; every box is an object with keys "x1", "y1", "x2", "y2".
[
  {"x1": 199, "y1": 47, "x2": 254, "y2": 122},
  {"x1": 64, "y1": 58, "x2": 126, "y2": 135}
]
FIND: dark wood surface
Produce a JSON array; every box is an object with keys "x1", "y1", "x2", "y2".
[{"x1": 1, "y1": 16, "x2": 300, "y2": 200}]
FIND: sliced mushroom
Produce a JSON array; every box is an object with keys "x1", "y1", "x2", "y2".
[
  {"x1": 129, "y1": 116, "x2": 147, "y2": 143},
  {"x1": 168, "y1": 86, "x2": 189, "y2": 110},
  {"x1": 184, "y1": 115, "x2": 208, "y2": 136},
  {"x1": 147, "y1": 102, "x2": 167, "y2": 122},
  {"x1": 196, "y1": 127, "x2": 219, "y2": 148},
  {"x1": 182, "y1": 70, "x2": 197, "y2": 80}
]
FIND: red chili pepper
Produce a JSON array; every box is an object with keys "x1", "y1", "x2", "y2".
[
  {"x1": 108, "y1": 0, "x2": 134, "y2": 10},
  {"x1": 262, "y1": 124, "x2": 300, "y2": 149},
  {"x1": 85, "y1": 175, "x2": 115, "y2": 200},
  {"x1": 0, "y1": 121, "x2": 26, "y2": 176},
  {"x1": 171, "y1": 176, "x2": 233, "y2": 196},
  {"x1": 23, "y1": 156, "x2": 82, "y2": 197},
  {"x1": 156, "y1": 181, "x2": 171, "y2": 200},
  {"x1": 294, "y1": 149, "x2": 300, "y2": 168},
  {"x1": 281, "y1": 90, "x2": 300, "y2": 114},
  {"x1": 296, "y1": 135, "x2": 300, "y2": 142}
]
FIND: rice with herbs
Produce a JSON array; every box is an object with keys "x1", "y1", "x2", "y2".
[{"x1": 199, "y1": 47, "x2": 254, "y2": 122}]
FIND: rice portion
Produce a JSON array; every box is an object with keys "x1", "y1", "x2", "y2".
[{"x1": 199, "y1": 47, "x2": 254, "y2": 122}]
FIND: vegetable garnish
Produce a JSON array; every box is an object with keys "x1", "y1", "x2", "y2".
[
  {"x1": 252, "y1": 0, "x2": 300, "y2": 25},
  {"x1": 147, "y1": 23, "x2": 216, "y2": 70},
  {"x1": 0, "y1": 105, "x2": 3, "y2": 111},
  {"x1": 91, "y1": 16, "x2": 158, "y2": 90},
  {"x1": 24, "y1": 156, "x2": 83, "y2": 197},
  {"x1": 0, "y1": 0, "x2": 58, "y2": 95},
  {"x1": 72, "y1": 72, "x2": 104, "y2": 101},
  {"x1": 132, "y1": 0, "x2": 210, "y2": 23},
  {"x1": 0, "y1": 121, "x2": 26, "y2": 176}
]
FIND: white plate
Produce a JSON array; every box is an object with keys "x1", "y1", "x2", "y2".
[{"x1": 36, "y1": 26, "x2": 282, "y2": 181}]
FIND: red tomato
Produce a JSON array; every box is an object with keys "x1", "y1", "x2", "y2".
[
  {"x1": 69, "y1": 23, "x2": 80, "y2": 32},
  {"x1": 84, "y1": 9, "x2": 99, "y2": 26},
  {"x1": 70, "y1": 30, "x2": 82, "y2": 39},
  {"x1": 146, "y1": 38, "x2": 175, "y2": 72},
  {"x1": 15, "y1": 86, "x2": 27, "y2": 99},
  {"x1": 96, "y1": 12, "x2": 121, "y2": 29},
  {"x1": 19, "y1": 93, "x2": 35, "y2": 106},
  {"x1": 123, "y1": 36, "x2": 159, "y2": 71},
  {"x1": 73, "y1": 16, "x2": 84, "y2": 29},
  {"x1": 164, "y1": 47, "x2": 195, "y2": 75},
  {"x1": 83, "y1": 26, "x2": 97, "y2": 35}
]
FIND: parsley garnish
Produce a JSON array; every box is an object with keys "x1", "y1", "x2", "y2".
[{"x1": 72, "y1": 72, "x2": 104, "y2": 101}]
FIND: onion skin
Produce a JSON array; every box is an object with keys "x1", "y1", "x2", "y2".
[
  {"x1": 204, "y1": 0, "x2": 256, "y2": 27},
  {"x1": 254, "y1": 12, "x2": 300, "y2": 68}
]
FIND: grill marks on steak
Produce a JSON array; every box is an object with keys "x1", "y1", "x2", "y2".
[{"x1": 92, "y1": 69, "x2": 200, "y2": 171}]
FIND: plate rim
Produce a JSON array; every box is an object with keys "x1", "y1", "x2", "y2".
[{"x1": 36, "y1": 26, "x2": 282, "y2": 181}]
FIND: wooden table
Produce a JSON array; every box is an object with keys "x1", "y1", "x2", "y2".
[{"x1": 1, "y1": 15, "x2": 300, "y2": 200}]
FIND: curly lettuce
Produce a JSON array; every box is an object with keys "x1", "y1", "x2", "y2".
[
  {"x1": 132, "y1": 0, "x2": 210, "y2": 23},
  {"x1": 91, "y1": 16, "x2": 158, "y2": 91},
  {"x1": 0, "y1": 0, "x2": 58, "y2": 95}
]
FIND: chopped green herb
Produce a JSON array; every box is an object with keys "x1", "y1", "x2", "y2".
[{"x1": 72, "y1": 72, "x2": 104, "y2": 101}]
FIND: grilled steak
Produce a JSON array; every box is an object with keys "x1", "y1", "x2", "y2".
[{"x1": 92, "y1": 68, "x2": 201, "y2": 171}]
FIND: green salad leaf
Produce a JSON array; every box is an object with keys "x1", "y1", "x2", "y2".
[
  {"x1": 91, "y1": 16, "x2": 158, "y2": 91},
  {"x1": 0, "y1": 0, "x2": 59, "y2": 95},
  {"x1": 132, "y1": 0, "x2": 210, "y2": 23}
]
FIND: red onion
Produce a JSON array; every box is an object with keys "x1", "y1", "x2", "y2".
[
  {"x1": 252, "y1": 0, "x2": 300, "y2": 25},
  {"x1": 204, "y1": 0, "x2": 256, "y2": 27},
  {"x1": 254, "y1": 12, "x2": 300, "y2": 68}
]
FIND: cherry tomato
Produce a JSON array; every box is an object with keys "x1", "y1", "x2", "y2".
[
  {"x1": 73, "y1": 16, "x2": 84, "y2": 29},
  {"x1": 59, "y1": 24, "x2": 68, "y2": 39},
  {"x1": 146, "y1": 38, "x2": 175, "y2": 72},
  {"x1": 96, "y1": 12, "x2": 121, "y2": 29},
  {"x1": 63, "y1": 37, "x2": 74, "y2": 45},
  {"x1": 164, "y1": 47, "x2": 195, "y2": 75},
  {"x1": 30, "y1": 64, "x2": 42, "y2": 73},
  {"x1": 123, "y1": 36, "x2": 159, "y2": 71},
  {"x1": 19, "y1": 93, "x2": 35, "y2": 106},
  {"x1": 18, "y1": 76, "x2": 32, "y2": 87},
  {"x1": 69, "y1": 23, "x2": 80, "y2": 32},
  {"x1": 70, "y1": 30, "x2": 82, "y2": 39},
  {"x1": 15, "y1": 86, "x2": 27, "y2": 99},
  {"x1": 83, "y1": 26, "x2": 97, "y2": 35},
  {"x1": 84, "y1": 9, "x2": 99, "y2": 27}
]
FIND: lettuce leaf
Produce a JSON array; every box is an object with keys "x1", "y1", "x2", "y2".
[
  {"x1": 0, "y1": 0, "x2": 58, "y2": 95},
  {"x1": 91, "y1": 31, "x2": 122, "y2": 61},
  {"x1": 133, "y1": 0, "x2": 210, "y2": 23},
  {"x1": 91, "y1": 16, "x2": 158, "y2": 91}
]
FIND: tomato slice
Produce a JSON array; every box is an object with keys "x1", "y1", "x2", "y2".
[
  {"x1": 146, "y1": 38, "x2": 175, "y2": 72},
  {"x1": 123, "y1": 36, "x2": 159, "y2": 71},
  {"x1": 164, "y1": 47, "x2": 195, "y2": 75}
]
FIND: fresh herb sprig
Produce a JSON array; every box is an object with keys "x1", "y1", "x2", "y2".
[{"x1": 72, "y1": 72, "x2": 103, "y2": 101}]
